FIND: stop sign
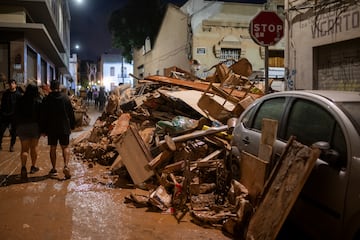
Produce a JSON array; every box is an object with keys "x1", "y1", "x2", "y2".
[{"x1": 250, "y1": 11, "x2": 284, "y2": 46}]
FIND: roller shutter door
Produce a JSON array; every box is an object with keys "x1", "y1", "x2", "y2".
[{"x1": 314, "y1": 38, "x2": 360, "y2": 91}]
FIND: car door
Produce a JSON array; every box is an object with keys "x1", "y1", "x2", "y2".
[
  {"x1": 233, "y1": 94, "x2": 349, "y2": 239},
  {"x1": 283, "y1": 98, "x2": 348, "y2": 239},
  {"x1": 233, "y1": 96, "x2": 287, "y2": 165}
]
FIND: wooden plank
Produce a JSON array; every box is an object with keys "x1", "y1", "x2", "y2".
[
  {"x1": 147, "y1": 150, "x2": 173, "y2": 170},
  {"x1": 240, "y1": 151, "x2": 268, "y2": 204},
  {"x1": 261, "y1": 118, "x2": 278, "y2": 146},
  {"x1": 246, "y1": 139, "x2": 320, "y2": 240},
  {"x1": 258, "y1": 143, "x2": 273, "y2": 163},
  {"x1": 258, "y1": 118, "x2": 278, "y2": 164},
  {"x1": 144, "y1": 75, "x2": 263, "y2": 99},
  {"x1": 116, "y1": 125, "x2": 154, "y2": 185}
]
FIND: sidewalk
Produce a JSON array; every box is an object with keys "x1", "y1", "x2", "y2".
[{"x1": 0, "y1": 104, "x2": 230, "y2": 240}]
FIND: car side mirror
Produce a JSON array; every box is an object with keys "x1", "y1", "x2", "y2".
[
  {"x1": 312, "y1": 141, "x2": 340, "y2": 167},
  {"x1": 227, "y1": 117, "x2": 238, "y2": 132}
]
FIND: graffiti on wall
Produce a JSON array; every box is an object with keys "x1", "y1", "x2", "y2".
[
  {"x1": 318, "y1": 53, "x2": 360, "y2": 90},
  {"x1": 311, "y1": 5, "x2": 360, "y2": 39},
  {"x1": 285, "y1": 68, "x2": 296, "y2": 90}
]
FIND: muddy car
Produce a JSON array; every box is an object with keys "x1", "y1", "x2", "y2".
[{"x1": 231, "y1": 90, "x2": 360, "y2": 239}]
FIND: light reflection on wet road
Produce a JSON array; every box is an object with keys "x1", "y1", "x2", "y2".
[{"x1": 0, "y1": 107, "x2": 230, "y2": 240}]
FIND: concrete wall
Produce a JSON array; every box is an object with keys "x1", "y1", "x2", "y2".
[
  {"x1": 133, "y1": 5, "x2": 190, "y2": 78},
  {"x1": 285, "y1": 3, "x2": 360, "y2": 90},
  {"x1": 187, "y1": 1, "x2": 274, "y2": 79},
  {"x1": 133, "y1": 0, "x2": 285, "y2": 81}
]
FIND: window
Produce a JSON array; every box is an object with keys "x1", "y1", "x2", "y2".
[
  {"x1": 122, "y1": 66, "x2": 127, "y2": 78},
  {"x1": 332, "y1": 123, "x2": 347, "y2": 166},
  {"x1": 27, "y1": 46, "x2": 37, "y2": 84},
  {"x1": 252, "y1": 97, "x2": 285, "y2": 133},
  {"x1": 269, "y1": 50, "x2": 284, "y2": 67},
  {"x1": 0, "y1": 43, "x2": 9, "y2": 82},
  {"x1": 220, "y1": 48, "x2": 241, "y2": 62},
  {"x1": 110, "y1": 66, "x2": 115, "y2": 76},
  {"x1": 41, "y1": 59, "x2": 47, "y2": 84},
  {"x1": 285, "y1": 99, "x2": 347, "y2": 166},
  {"x1": 285, "y1": 100, "x2": 334, "y2": 145},
  {"x1": 197, "y1": 47, "x2": 206, "y2": 55}
]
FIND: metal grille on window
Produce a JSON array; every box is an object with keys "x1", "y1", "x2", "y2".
[{"x1": 220, "y1": 48, "x2": 240, "y2": 64}]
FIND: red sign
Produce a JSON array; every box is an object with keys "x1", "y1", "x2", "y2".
[{"x1": 250, "y1": 11, "x2": 284, "y2": 46}]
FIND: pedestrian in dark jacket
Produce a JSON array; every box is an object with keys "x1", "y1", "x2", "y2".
[
  {"x1": 0, "y1": 79, "x2": 22, "y2": 152},
  {"x1": 42, "y1": 80, "x2": 75, "y2": 179},
  {"x1": 15, "y1": 81, "x2": 43, "y2": 180},
  {"x1": 98, "y1": 86, "x2": 107, "y2": 111}
]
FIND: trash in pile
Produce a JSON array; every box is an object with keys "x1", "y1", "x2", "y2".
[{"x1": 72, "y1": 60, "x2": 318, "y2": 239}]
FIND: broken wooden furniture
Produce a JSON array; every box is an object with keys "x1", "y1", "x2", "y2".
[{"x1": 115, "y1": 124, "x2": 154, "y2": 185}]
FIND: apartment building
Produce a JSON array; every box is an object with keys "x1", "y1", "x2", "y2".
[{"x1": 0, "y1": 0, "x2": 71, "y2": 91}]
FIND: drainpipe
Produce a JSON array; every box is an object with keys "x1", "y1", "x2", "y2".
[{"x1": 285, "y1": 0, "x2": 290, "y2": 90}]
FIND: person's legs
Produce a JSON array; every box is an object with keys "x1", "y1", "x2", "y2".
[
  {"x1": 61, "y1": 145, "x2": 71, "y2": 179},
  {"x1": 20, "y1": 139, "x2": 30, "y2": 167},
  {"x1": 48, "y1": 135, "x2": 58, "y2": 175},
  {"x1": 29, "y1": 138, "x2": 39, "y2": 173},
  {"x1": 20, "y1": 139, "x2": 30, "y2": 180},
  {"x1": 61, "y1": 145, "x2": 70, "y2": 166},
  {"x1": 0, "y1": 118, "x2": 9, "y2": 149},
  {"x1": 50, "y1": 145, "x2": 57, "y2": 169},
  {"x1": 59, "y1": 134, "x2": 71, "y2": 179},
  {"x1": 9, "y1": 121, "x2": 17, "y2": 151}
]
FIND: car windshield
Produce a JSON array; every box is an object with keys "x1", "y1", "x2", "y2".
[{"x1": 337, "y1": 102, "x2": 360, "y2": 135}]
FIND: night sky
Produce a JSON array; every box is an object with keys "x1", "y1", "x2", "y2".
[{"x1": 69, "y1": 0, "x2": 266, "y2": 61}]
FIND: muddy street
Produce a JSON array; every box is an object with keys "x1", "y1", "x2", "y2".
[{"x1": 0, "y1": 106, "x2": 230, "y2": 240}]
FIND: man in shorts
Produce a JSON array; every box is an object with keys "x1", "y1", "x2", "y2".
[{"x1": 41, "y1": 80, "x2": 75, "y2": 179}]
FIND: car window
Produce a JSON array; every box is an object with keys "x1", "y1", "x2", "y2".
[
  {"x1": 285, "y1": 99, "x2": 347, "y2": 166},
  {"x1": 332, "y1": 123, "x2": 347, "y2": 167},
  {"x1": 338, "y1": 102, "x2": 360, "y2": 135},
  {"x1": 242, "y1": 105, "x2": 256, "y2": 128},
  {"x1": 252, "y1": 97, "x2": 285, "y2": 133},
  {"x1": 285, "y1": 99, "x2": 334, "y2": 145}
]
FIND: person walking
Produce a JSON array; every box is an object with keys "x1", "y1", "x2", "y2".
[
  {"x1": 15, "y1": 81, "x2": 42, "y2": 180},
  {"x1": 0, "y1": 79, "x2": 22, "y2": 152},
  {"x1": 86, "y1": 88, "x2": 93, "y2": 105},
  {"x1": 41, "y1": 80, "x2": 75, "y2": 179},
  {"x1": 93, "y1": 88, "x2": 99, "y2": 108},
  {"x1": 98, "y1": 86, "x2": 107, "y2": 111}
]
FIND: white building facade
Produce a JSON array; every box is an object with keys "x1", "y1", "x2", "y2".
[
  {"x1": 69, "y1": 53, "x2": 78, "y2": 93},
  {"x1": 100, "y1": 53, "x2": 133, "y2": 91}
]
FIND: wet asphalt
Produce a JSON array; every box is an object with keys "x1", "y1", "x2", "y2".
[{"x1": 0, "y1": 104, "x2": 231, "y2": 240}]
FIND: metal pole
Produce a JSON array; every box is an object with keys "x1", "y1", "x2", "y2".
[
  {"x1": 121, "y1": 56, "x2": 124, "y2": 83},
  {"x1": 265, "y1": 46, "x2": 269, "y2": 93}
]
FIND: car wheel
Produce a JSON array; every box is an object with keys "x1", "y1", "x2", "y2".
[{"x1": 230, "y1": 156, "x2": 241, "y2": 181}]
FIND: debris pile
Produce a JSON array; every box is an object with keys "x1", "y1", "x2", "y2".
[
  {"x1": 70, "y1": 95, "x2": 91, "y2": 128},
  {"x1": 72, "y1": 60, "x2": 319, "y2": 239}
]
